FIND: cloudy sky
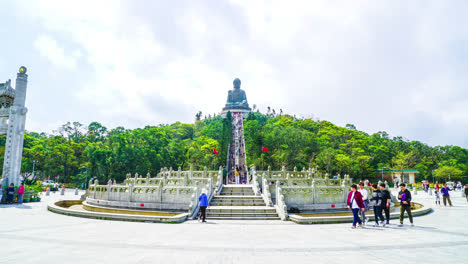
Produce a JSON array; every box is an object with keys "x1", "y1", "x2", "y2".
[{"x1": 1, "y1": 0, "x2": 467, "y2": 148}]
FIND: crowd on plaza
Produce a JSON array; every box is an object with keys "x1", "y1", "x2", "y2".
[
  {"x1": 347, "y1": 179, "x2": 468, "y2": 228},
  {"x1": 0, "y1": 182, "x2": 25, "y2": 205}
]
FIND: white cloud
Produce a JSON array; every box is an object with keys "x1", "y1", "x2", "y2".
[
  {"x1": 34, "y1": 35, "x2": 81, "y2": 69},
  {"x1": 4, "y1": 0, "x2": 468, "y2": 148}
]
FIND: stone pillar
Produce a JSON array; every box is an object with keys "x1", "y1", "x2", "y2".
[{"x1": 1, "y1": 66, "x2": 28, "y2": 187}]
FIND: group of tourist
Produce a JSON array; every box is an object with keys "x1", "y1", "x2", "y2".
[
  {"x1": 0, "y1": 183, "x2": 25, "y2": 204},
  {"x1": 347, "y1": 182, "x2": 413, "y2": 228}
]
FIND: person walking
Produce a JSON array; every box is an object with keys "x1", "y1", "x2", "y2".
[
  {"x1": 235, "y1": 168, "x2": 240, "y2": 184},
  {"x1": 380, "y1": 183, "x2": 391, "y2": 224},
  {"x1": 435, "y1": 181, "x2": 440, "y2": 192},
  {"x1": 441, "y1": 183, "x2": 453, "y2": 206},
  {"x1": 198, "y1": 189, "x2": 209, "y2": 223},
  {"x1": 358, "y1": 182, "x2": 369, "y2": 225},
  {"x1": 0, "y1": 184, "x2": 3, "y2": 203},
  {"x1": 17, "y1": 183, "x2": 25, "y2": 204},
  {"x1": 6, "y1": 183, "x2": 15, "y2": 204},
  {"x1": 347, "y1": 184, "x2": 365, "y2": 228},
  {"x1": 370, "y1": 183, "x2": 386, "y2": 227},
  {"x1": 398, "y1": 183, "x2": 414, "y2": 227}
]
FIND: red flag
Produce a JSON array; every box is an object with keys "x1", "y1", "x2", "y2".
[
  {"x1": 262, "y1": 146, "x2": 269, "y2": 152},
  {"x1": 213, "y1": 148, "x2": 219, "y2": 155}
]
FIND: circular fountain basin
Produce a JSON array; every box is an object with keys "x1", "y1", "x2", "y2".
[
  {"x1": 289, "y1": 202, "x2": 431, "y2": 224},
  {"x1": 48, "y1": 200, "x2": 188, "y2": 223}
]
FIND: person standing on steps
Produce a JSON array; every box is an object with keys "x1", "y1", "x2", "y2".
[
  {"x1": 380, "y1": 183, "x2": 391, "y2": 224},
  {"x1": 347, "y1": 184, "x2": 365, "y2": 228},
  {"x1": 0, "y1": 184, "x2": 3, "y2": 204},
  {"x1": 398, "y1": 183, "x2": 414, "y2": 227},
  {"x1": 441, "y1": 183, "x2": 453, "y2": 207},
  {"x1": 198, "y1": 189, "x2": 209, "y2": 223},
  {"x1": 358, "y1": 182, "x2": 369, "y2": 225},
  {"x1": 235, "y1": 168, "x2": 240, "y2": 184},
  {"x1": 370, "y1": 183, "x2": 386, "y2": 227}
]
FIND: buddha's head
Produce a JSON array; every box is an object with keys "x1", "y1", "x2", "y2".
[{"x1": 233, "y1": 78, "x2": 241, "y2": 89}]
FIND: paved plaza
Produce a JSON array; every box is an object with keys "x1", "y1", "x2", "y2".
[{"x1": 1, "y1": 189, "x2": 467, "y2": 264}]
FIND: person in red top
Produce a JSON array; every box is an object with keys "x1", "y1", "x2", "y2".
[
  {"x1": 347, "y1": 184, "x2": 365, "y2": 228},
  {"x1": 17, "y1": 183, "x2": 25, "y2": 204}
]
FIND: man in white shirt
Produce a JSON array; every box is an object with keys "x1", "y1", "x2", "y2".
[{"x1": 358, "y1": 182, "x2": 369, "y2": 225}]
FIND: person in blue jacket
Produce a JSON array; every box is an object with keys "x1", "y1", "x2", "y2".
[{"x1": 198, "y1": 189, "x2": 209, "y2": 223}]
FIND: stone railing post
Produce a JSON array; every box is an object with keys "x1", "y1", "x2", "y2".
[{"x1": 93, "y1": 179, "x2": 98, "y2": 199}]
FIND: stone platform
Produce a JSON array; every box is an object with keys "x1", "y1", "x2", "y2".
[{"x1": 1, "y1": 189, "x2": 467, "y2": 264}]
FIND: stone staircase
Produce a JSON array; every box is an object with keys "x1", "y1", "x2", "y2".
[{"x1": 206, "y1": 185, "x2": 280, "y2": 220}]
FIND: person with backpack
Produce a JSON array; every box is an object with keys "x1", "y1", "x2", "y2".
[
  {"x1": 380, "y1": 183, "x2": 391, "y2": 224},
  {"x1": 347, "y1": 184, "x2": 365, "y2": 228},
  {"x1": 398, "y1": 183, "x2": 414, "y2": 226},
  {"x1": 198, "y1": 189, "x2": 209, "y2": 223},
  {"x1": 441, "y1": 183, "x2": 452, "y2": 206},
  {"x1": 370, "y1": 183, "x2": 386, "y2": 227}
]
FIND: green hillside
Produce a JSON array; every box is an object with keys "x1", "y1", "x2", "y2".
[{"x1": 1, "y1": 112, "x2": 466, "y2": 186}]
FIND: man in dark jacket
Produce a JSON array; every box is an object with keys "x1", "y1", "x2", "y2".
[
  {"x1": 398, "y1": 183, "x2": 413, "y2": 226},
  {"x1": 370, "y1": 184, "x2": 386, "y2": 227},
  {"x1": 379, "y1": 183, "x2": 391, "y2": 224}
]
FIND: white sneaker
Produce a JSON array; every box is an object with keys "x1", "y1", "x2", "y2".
[
  {"x1": 382, "y1": 222, "x2": 386, "y2": 227},
  {"x1": 398, "y1": 223, "x2": 404, "y2": 227},
  {"x1": 373, "y1": 223, "x2": 379, "y2": 227},
  {"x1": 410, "y1": 223, "x2": 414, "y2": 227}
]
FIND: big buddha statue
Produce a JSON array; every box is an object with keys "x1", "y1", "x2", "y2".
[{"x1": 223, "y1": 78, "x2": 251, "y2": 111}]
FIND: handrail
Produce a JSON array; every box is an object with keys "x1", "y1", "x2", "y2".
[{"x1": 275, "y1": 182, "x2": 288, "y2": 221}]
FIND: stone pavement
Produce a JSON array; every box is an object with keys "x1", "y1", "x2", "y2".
[{"x1": 0, "y1": 189, "x2": 467, "y2": 264}]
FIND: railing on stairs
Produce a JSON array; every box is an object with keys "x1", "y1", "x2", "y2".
[{"x1": 275, "y1": 181, "x2": 288, "y2": 221}]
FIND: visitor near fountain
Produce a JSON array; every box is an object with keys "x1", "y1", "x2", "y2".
[
  {"x1": 347, "y1": 184, "x2": 365, "y2": 228},
  {"x1": 370, "y1": 184, "x2": 386, "y2": 227},
  {"x1": 379, "y1": 183, "x2": 391, "y2": 224},
  {"x1": 198, "y1": 189, "x2": 209, "y2": 223},
  {"x1": 435, "y1": 190, "x2": 441, "y2": 206},
  {"x1": 441, "y1": 183, "x2": 452, "y2": 207},
  {"x1": 358, "y1": 182, "x2": 369, "y2": 225},
  {"x1": 398, "y1": 183, "x2": 414, "y2": 227}
]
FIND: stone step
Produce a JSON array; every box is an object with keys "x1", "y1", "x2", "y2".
[
  {"x1": 220, "y1": 191, "x2": 255, "y2": 195},
  {"x1": 213, "y1": 195, "x2": 263, "y2": 200},
  {"x1": 206, "y1": 213, "x2": 280, "y2": 217},
  {"x1": 205, "y1": 216, "x2": 281, "y2": 220},
  {"x1": 210, "y1": 202, "x2": 266, "y2": 206},
  {"x1": 207, "y1": 207, "x2": 277, "y2": 214}
]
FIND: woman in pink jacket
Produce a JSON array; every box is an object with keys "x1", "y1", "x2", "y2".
[
  {"x1": 17, "y1": 183, "x2": 25, "y2": 204},
  {"x1": 347, "y1": 184, "x2": 365, "y2": 228}
]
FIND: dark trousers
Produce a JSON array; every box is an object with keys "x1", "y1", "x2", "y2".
[
  {"x1": 400, "y1": 205, "x2": 413, "y2": 224},
  {"x1": 383, "y1": 207, "x2": 390, "y2": 223},
  {"x1": 352, "y1": 208, "x2": 362, "y2": 226},
  {"x1": 443, "y1": 196, "x2": 452, "y2": 206},
  {"x1": 200, "y1": 206, "x2": 207, "y2": 222},
  {"x1": 373, "y1": 206, "x2": 385, "y2": 223}
]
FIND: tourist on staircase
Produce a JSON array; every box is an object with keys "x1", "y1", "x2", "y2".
[
  {"x1": 198, "y1": 189, "x2": 209, "y2": 223},
  {"x1": 235, "y1": 168, "x2": 240, "y2": 184}
]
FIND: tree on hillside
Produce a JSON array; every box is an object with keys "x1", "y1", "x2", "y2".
[{"x1": 434, "y1": 165, "x2": 463, "y2": 181}]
